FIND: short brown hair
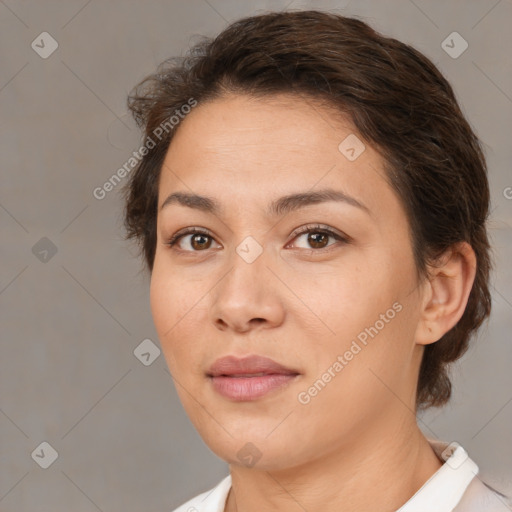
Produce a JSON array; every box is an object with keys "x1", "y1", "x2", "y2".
[{"x1": 122, "y1": 10, "x2": 492, "y2": 410}]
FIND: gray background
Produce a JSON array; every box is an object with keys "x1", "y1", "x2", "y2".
[{"x1": 1, "y1": 0, "x2": 511, "y2": 510}]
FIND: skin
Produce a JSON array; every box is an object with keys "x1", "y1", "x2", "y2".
[{"x1": 150, "y1": 93, "x2": 477, "y2": 512}]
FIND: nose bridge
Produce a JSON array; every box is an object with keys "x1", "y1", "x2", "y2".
[
  {"x1": 210, "y1": 235, "x2": 283, "y2": 330},
  {"x1": 223, "y1": 234, "x2": 270, "y2": 300}
]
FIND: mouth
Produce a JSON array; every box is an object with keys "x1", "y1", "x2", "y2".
[
  {"x1": 207, "y1": 354, "x2": 300, "y2": 378},
  {"x1": 207, "y1": 354, "x2": 301, "y2": 401}
]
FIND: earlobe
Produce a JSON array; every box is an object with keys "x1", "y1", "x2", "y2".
[{"x1": 415, "y1": 242, "x2": 477, "y2": 346}]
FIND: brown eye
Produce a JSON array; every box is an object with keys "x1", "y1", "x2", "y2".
[
  {"x1": 166, "y1": 224, "x2": 348, "y2": 253},
  {"x1": 166, "y1": 228, "x2": 218, "y2": 252},
  {"x1": 189, "y1": 233, "x2": 213, "y2": 250},
  {"x1": 307, "y1": 232, "x2": 330, "y2": 249},
  {"x1": 290, "y1": 224, "x2": 348, "y2": 251}
]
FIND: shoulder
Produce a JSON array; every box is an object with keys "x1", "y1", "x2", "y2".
[
  {"x1": 454, "y1": 476, "x2": 512, "y2": 512},
  {"x1": 170, "y1": 475, "x2": 232, "y2": 512}
]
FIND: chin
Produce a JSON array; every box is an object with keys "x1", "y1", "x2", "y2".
[{"x1": 194, "y1": 423, "x2": 307, "y2": 471}]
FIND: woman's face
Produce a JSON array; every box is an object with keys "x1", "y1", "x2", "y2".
[{"x1": 150, "y1": 93, "x2": 428, "y2": 470}]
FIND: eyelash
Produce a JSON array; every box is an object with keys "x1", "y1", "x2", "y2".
[{"x1": 165, "y1": 224, "x2": 349, "y2": 253}]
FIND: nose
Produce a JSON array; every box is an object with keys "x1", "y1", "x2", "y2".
[{"x1": 209, "y1": 245, "x2": 285, "y2": 333}]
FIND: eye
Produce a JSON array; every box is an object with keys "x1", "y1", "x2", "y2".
[
  {"x1": 165, "y1": 224, "x2": 349, "y2": 253},
  {"x1": 287, "y1": 224, "x2": 349, "y2": 251},
  {"x1": 165, "y1": 227, "x2": 219, "y2": 252}
]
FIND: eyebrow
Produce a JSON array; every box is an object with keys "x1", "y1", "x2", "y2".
[{"x1": 160, "y1": 188, "x2": 370, "y2": 217}]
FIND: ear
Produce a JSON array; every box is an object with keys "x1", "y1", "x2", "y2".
[{"x1": 415, "y1": 241, "x2": 477, "y2": 346}]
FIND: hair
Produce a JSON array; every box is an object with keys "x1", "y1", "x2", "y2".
[{"x1": 122, "y1": 10, "x2": 492, "y2": 410}]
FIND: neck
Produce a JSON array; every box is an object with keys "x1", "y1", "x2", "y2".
[{"x1": 224, "y1": 416, "x2": 442, "y2": 512}]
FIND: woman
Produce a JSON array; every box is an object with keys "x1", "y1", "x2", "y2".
[{"x1": 122, "y1": 10, "x2": 511, "y2": 512}]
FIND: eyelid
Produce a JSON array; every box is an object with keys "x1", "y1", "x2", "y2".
[{"x1": 288, "y1": 223, "x2": 350, "y2": 243}]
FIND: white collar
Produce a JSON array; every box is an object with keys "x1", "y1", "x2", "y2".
[{"x1": 397, "y1": 439, "x2": 479, "y2": 511}]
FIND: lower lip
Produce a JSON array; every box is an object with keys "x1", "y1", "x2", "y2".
[{"x1": 209, "y1": 374, "x2": 299, "y2": 401}]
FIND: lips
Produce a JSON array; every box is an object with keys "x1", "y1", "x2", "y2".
[
  {"x1": 207, "y1": 354, "x2": 300, "y2": 378},
  {"x1": 207, "y1": 354, "x2": 301, "y2": 401}
]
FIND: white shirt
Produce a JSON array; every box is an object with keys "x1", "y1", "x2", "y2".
[{"x1": 171, "y1": 439, "x2": 511, "y2": 512}]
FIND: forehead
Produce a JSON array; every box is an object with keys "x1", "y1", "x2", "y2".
[
  {"x1": 158, "y1": 93, "x2": 395, "y2": 219},
  {"x1": 170, "y1": 93, "x2": 355, "y2": 155}
]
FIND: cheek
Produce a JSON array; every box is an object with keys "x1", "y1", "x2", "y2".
[
  {"x1": 314, "y1": 257, "x2": 391, "y2": 327},
  {"x1": 150, "y1": 265, "x2": 196, "y2": 361},
  {"x1": 150, "y1": 254, "x2": 201, "y2": 327},
  {"x1": 312, "y1": 252, "x2": 417, "y2": 367},
  {"x1": 149, "y1": 267, "x2": 175, "y2": 334}
]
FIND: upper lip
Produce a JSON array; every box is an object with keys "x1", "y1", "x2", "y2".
[{"x1": 207, "y1": 355, "x2": 300, "y2": 377}]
